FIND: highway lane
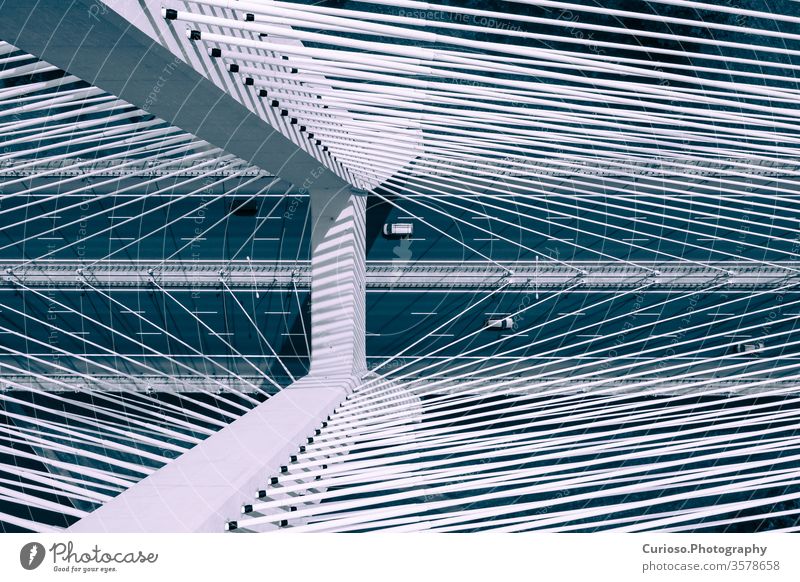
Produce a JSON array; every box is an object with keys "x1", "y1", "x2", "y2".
[
  {"x1": 365, "y1": 288, "x2": 800, "y2": 369},
  {"x1": 0, "y1": 288, "x2": 310, "y2": 384},
  {"x1": 2, "y1": 176, "x2": 800, "y2": 265},
  {"x1": 367, "y1": 184, "x2": 800, "y2": 264},
  {"x1": 0, "y1": 182, "x2": 309, "y2": 264},
  {"x1": 1, "y1": 286, "x2": 798, "y2": 387}
]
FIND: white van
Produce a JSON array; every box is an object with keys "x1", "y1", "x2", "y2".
[{"x1": 383, "y1": 223, "x2": 414, "y2": 238}]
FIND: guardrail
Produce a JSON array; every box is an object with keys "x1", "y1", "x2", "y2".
[{"x1": 4, "y1": 260, "x2": 799, "y2": 289}]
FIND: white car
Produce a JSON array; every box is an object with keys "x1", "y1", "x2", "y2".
[
  {"x1": 383, "y1": 223, "x2": 414, "y2": 238},
  {"x1": 484, "y1": 317, "x2": 514, "y2": 330},
  {"x1": 732, "y1": 341, "x2": 764, "y2": 355}
]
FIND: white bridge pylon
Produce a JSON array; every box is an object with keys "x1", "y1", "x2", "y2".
[{"x1": 69, "y1": 186, "x2": 372, "y2": 533}]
